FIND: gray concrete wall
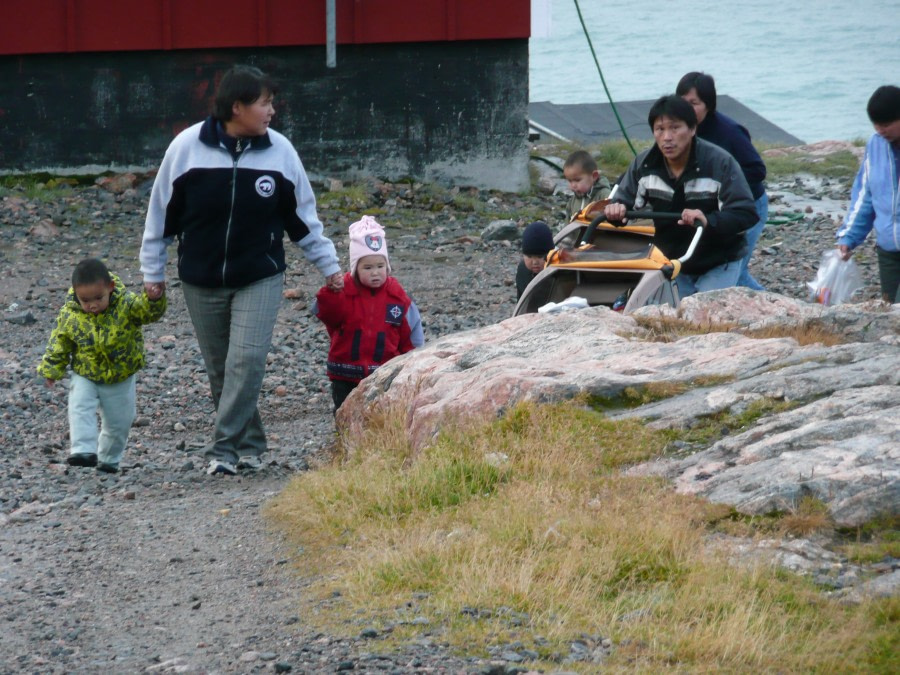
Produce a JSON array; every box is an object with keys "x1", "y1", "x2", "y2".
[{"x1": 0, "y1": 42, "x2": 529, "y2": 191}]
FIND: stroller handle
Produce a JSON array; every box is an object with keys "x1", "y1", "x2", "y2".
[
  {"x1": 661, "y1": 225, "x2": 705, "y2": 280},
  {"x1": 579, "y1": 211, "x2": 705, "y2": 280},
  {"x1": 581, "y1": 210, "x2": 686, "y2": 246}
]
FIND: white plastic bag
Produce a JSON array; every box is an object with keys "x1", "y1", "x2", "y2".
[
  {"x1": 807, "y1": 249, "x2": 864, "y2": 306},
  {"x1": 537, "y1": 296, "x2": 589, "y2": 314}
]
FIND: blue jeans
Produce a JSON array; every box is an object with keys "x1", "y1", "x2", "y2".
[
  {"x1": 182, "y1": 273, "x2": 283, "y2": 464},
  {"x1": 676, "y1": 260, "x2": 742, "y2": 298},
  {"x1": 737, "y1": 193, "x2": 768, "y2": 290},
  {"x1": 68, "y1": 373, "x2": 136, "y2": 467}
]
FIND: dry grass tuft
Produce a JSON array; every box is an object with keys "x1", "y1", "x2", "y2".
[
  {"x1": 779, "y1": 495, "x2": 834, "y2": 537},
  {"x1": 265, "y1": 401, "x2": 898, "y2": 672},
  {"x1": 632, "y1": 315, "x2": 739, "y2": 342},
  {"x1": 744, "y1": 322, "x2": 848, "y2": 347},
  {"x1": 633, "y1": 314, "x2": 849, "y2": 347}
]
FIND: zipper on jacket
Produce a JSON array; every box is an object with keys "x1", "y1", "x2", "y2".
[
  {"x1": 177, "y1": 232, "x2": 185, "y2": 269},
  {"x1": 265, "y1": 233, "x2": 278, "y2": 271},
  {"x1": 222, "y1": 156, "x2": 240, "y2": 285}
]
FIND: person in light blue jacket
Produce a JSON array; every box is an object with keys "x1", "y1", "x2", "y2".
[{"x1": 836, "y1": 85, "x2": 900, "y2": 303}]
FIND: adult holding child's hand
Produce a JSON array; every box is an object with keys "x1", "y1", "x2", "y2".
[
  {"x1": 139, "y1": 65, "x2": 343, "y2": 477},
  {"x1": 143, "y1": 282, "x2": 165, "y2": 300}
]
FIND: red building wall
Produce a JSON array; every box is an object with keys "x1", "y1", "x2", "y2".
[
  {"x1": 0, "y1": 0, "x2": 530, "y2": 55},
  {"x1": 0, "y1": 1, "x2": 531, "y2": 190}
]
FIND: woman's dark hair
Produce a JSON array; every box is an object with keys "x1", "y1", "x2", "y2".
[
  {"x1": 213, "y1": 65, "x2": 278, "y2": 121},
  {"x1": 675, "y1": 71, "x2": 718, "y2": 114},
  {"x1": 867, "y1": 85, "x2": 900, "y2": 124},
  {"x1": 72, "y1": 258, "x2": 111, "y2": 287},
  {"x1": 648, "y1": 95, "x2": 698, "y2": 129}
]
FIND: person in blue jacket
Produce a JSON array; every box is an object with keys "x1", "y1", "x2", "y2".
[
  {"x1": 836, "y1": 85, "x2": 900, "y2": 303},
  {"x1": 677, "y1": 72, "x2": 767, "y2": 291},
  {"x1": 140, "y1": 65, "x2": 344, "y2": 476}
]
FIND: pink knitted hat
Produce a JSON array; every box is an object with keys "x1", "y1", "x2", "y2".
[{"x1": 348, "y1": 215, "x2": 390, "y2": 277}]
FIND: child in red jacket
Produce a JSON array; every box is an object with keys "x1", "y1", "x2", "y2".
[{"x1": 314, "y1": 215, "x2": 424, "y2": 412}]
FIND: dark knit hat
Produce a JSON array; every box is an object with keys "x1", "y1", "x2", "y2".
[{"x1": 521, "y1": 221, "x2": 554, "y2": 255}]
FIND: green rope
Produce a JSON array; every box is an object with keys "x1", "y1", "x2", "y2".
[
  {"x1": 572, "y1": 0, "x2": 637, "y2": 156},
  {"x1": 766, "y1": 212, "x2": 805, "y2": 225}
]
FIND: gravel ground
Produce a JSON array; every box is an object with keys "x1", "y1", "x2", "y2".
[{"x1": 0, "y1": 167, "x2": 882, "y2": 674}]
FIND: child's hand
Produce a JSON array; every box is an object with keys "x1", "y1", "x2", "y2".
[
  {"x1": 44, "y1": 378, "x2": 56, "y2": 389},
  {"x1": 144, "y1": 281, "x2": 166, "y2": 300},
  {"x1": 325, "y1": 272, "x2": 344, "y2": 292}
]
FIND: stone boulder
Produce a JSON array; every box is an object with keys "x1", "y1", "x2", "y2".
[
  {"x1": 626, "y1": 385, "x2": 899, "y2": 527},
  {"x1": 480, "y1": 219, "x2": 520, "y2": 242},
  {"x1": 338, "y1": 290, "x2": 899, "y2": 526}
]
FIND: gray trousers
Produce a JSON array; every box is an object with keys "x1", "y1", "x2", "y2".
[
  {"x1": 68, "y1": 373, "x2": 136, "y2": 466},
  {"x1": 182, "y1": 274, "x2": 283, "y2": 464}
]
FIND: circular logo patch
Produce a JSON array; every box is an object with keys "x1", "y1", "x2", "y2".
[
  {"x1": 255, "y1": 176, "x2": 276, "y2": 198},
  {"x1": 364, "y1": 234, "x2": 383, "y2": 252}
]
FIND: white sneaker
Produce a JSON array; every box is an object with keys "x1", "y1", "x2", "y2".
[
  {"x1": 236, "y1": 455, "x2": 262, "y2": 471},
  {"x1": 206, "y1": 460, "x2": 237, "y2": 476}
]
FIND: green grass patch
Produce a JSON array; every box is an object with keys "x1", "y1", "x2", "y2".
[
  {"x1": 533, "y1": 139, "x2": 862, "y2": 188},
  {"x1": 838, "y1": 514, "x2": 900, "y2": 564},
  {"x1": 0, "y1": 175, "x2": 81, "y2": 201},
  {"x1": 531, "y1": 139, "x2": 652, "y2": 187},
  {"x1": 587, "y1": 382, "x2": 691, "y2": 412},
  {"x1": 266, "y1": 400, "x2": 895, "y2": 671},
  {"x1": 0, "y1": 172, "x2": 96, "y2": 190},
  {"x1": 758, "y1": 142, "x2": 864, "y2": 182},
  {"x1": 675, "y1": 397, "x2": 799, "y2": 445},
  {"x1": 594, "y1": 139, "x2": 653, "y2": 178},
  {"x1": 587, "y1": 376, "x2": 737, "y2": 414},
  {"x1": 316, "y1": 183, "x2": 372, "y2": 211}
]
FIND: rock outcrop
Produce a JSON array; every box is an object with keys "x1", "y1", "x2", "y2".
[{"x1": 339, "y1": 289, "x2": 899, "y2": 527}]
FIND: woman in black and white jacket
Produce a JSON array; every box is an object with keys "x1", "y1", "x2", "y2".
[{"x1": 140, "y1": 65, "x2": 343, "y2": 476}]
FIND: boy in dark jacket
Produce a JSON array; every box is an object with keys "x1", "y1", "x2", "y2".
[{"x1": 314, "y1": 216, "x2": 424, "y2": 412}]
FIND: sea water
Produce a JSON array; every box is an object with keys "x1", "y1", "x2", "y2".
[{"x1": 529, "y1": 0, "x2": 900, "y2": 143}]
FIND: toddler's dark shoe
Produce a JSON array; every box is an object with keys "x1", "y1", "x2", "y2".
[
  {"x1": 67, "y1": 453, "x2": 98, "y2": 468},
  {"x1": 97, "y1": 463, "x2": 119, "y2": 474},
  {"x1": 237, "y1": 455, "x2": 262, "y2": 471}
]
